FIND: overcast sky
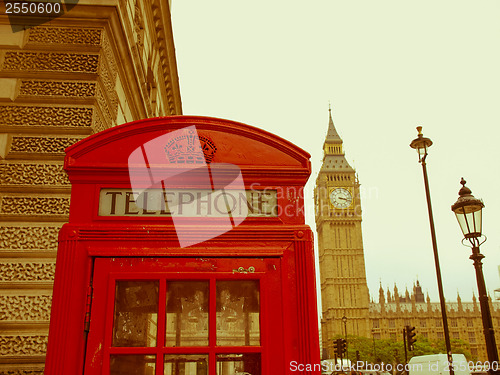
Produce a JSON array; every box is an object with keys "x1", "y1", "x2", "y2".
[{"x1": 171, "y1": 0, "x2": 500, "y2": 307}]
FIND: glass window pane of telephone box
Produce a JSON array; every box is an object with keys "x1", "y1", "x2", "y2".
[{"x1": 110, "y1": 280, "x2": 261, "y2": 375}]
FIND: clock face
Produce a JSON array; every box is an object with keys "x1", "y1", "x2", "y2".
[{"x1": 329, "y1": 188, "x2": 353, "y2": 209}]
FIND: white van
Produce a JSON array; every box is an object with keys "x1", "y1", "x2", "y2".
[{"x1": 408, "y1": 354, "x2": 471, "y2": 375}]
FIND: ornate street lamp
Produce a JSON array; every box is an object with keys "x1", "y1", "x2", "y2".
[
  {"x1": 410, "y1": 127, "x2": 454, "y2": 375},
  {"x1": 451, "y1": 178, "x2": 499, "y2": 369}
]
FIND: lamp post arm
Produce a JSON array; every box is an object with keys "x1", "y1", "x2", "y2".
[{"x1": 421, "y1": 161, "x2": 455, "y2": 375}]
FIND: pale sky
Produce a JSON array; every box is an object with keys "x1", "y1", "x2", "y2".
[{"x1": 171, "y1": 0, "x2": 500, "y2": 306}]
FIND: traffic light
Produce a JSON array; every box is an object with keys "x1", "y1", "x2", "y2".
[
  {"x1": 341, "y1": 339, "x2": 347, "y2": 354},
  {"x1": 406, "y1": 325, "x2": 416, "y2": 351},
  {"x1": 333, "y1": 338, "x2": 344, "y2": 357}
]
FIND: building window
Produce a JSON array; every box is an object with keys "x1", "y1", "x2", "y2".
[
  {"x1": 471, "y1": 348, "x2": 478, "y2": 356},
  {"x1": 389, "y1": 320, "x2": 395, "y2": 328},
  {"x1": 437, "y1": 332, "x2": 444, "y2": 340},
  {"x1": 452, "y1": 332, "x2": 460, "y2": 339},
  {"x1": 373, "y1": 320, "x2": 379, "y2": 329},
  {"x1": 422, "y1": 332, "x2": 428, "y2": 339},
  {"x1": 404, "y1": 319, "x2": 412, "y2": 327},
  {"x1": 435, "y1": 319, "x2": 442, "y2": 327},
  {"x1": 468, "y1": 332, "x2": 476, "y2": 343},
  {"x1": 467, "y1": 320, "x2": 474, "y2": 328},
  {"x1": 450, "y1": 319, "x2": 458, "y2": 328},
  {"x1": 420, "y1": 320, "x2": 427, "y2": 328}
]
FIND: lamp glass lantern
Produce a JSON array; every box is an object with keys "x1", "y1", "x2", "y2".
[
  {"x1": 451, "y1": 178, "x2": 484, "y2": 239},
  {"x1": 410, "y1": 126, "x2": 433, "y2": 162}
]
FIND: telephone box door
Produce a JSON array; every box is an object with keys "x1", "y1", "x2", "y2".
[{"x1": 84, "y1": 257, "x2": 283, "y2": 375}]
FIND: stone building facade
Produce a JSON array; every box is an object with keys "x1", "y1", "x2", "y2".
[
  {"x1": 315, "y1": 112, "x2": 500, "y2": 362},
  {"x1": 0, "y1": 1, "x2": 182, "y2": 372},
  {"x1": 371, "y1": 281, "x2": 500, "y2": 361}
]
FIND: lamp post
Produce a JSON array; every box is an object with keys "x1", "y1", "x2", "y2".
[
  {"x1": 342, "y1": 315, "x2": 347, "y2": 340},
  {"x1": 451, "y1": 178, "x2": 499, "y2": 370},
  {"x1": 342, "y1": 315, "x2": 348, "y2": 361},
  {"x1": 410, "y1": 127, "x2": 454, "y2": 375},
  {"x1": 372, "y1": 329, "x2": 376, "y2": 361}
]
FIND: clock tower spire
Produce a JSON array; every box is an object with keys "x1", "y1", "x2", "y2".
[
  {"x1": 321, "y1": 107, "x2": 354, "y2": 172},
  {"x1": 315, "y1": 108, "x2": 370, "y2": 358}
]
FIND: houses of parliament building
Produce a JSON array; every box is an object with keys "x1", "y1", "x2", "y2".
[{"x1": 315, "y1": 110, "x2": 500, "y2": 362}]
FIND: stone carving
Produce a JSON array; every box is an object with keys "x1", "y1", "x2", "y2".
[
  {"x1": 0, "y1": 295, "x2": 52, "y2": 321},
  {"x1": 133, "y1": 1, "x2": 145, "y2": 50},
  {"x1": 0, "y1": 226, "x2": 60, "y2": 250},
  {"x1": 27, "y1": 27, "x2": 102, "y2": 45},
  {"x1": 0, "y1": 263, "x2": 55, "y2": 282},
  {"x1": 2, "y1": 52, "x2": 99, "y2": 73},
  {"x1": 19, "y1": 80, "x2": 97, "y2": 98},
  {"x1": 10, "y1": 137, "x2": 81, "y2": 154},
  {"x1": 0, "y1": 164, "x2": 69, "y2": 186},
  {"x1": 92, "y1": 114, "x2": 106, "y2": 134},
  {"x1": 107, "y1": 88, "x2": 119, "y2": 118},
  {"x1": 95, "y1": 87, "x2": 111, "y2": 122},
  {"x1": 101, "y1": 31, "x2": 117, "y2": 78},
  {"x1": 98, "y1": 57, "x2": 116, "y2": 95},
  {"x1": 0, "y1": 106, "x2": 93, "y2": 127},
  {"x1": 0, "y1": 336, "x2": 48, "y2": 355},
  {"x1": 0, "y1": 197, "x2": 70, "y2": 215}
]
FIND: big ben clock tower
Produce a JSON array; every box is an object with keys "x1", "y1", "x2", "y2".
[{"x1": 315, "y1": 108, "x2": 370, "y2": 357}]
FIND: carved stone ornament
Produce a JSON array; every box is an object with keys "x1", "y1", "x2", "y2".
[
  {"x1": 0, "y1": 263, "x2": 55, "y2": 282},
  {"x1": 19, "y1": 80, "x2": 97, "y2": 98},
  {"x1": 95, "y1": 85, "x2": 118, "y2": 121},
  {"x1": 10, "y1": 137, "x2": 82, "y2": 154},
  {"x1": 0, "y1": 226, "x2": 60, "y2": 250},
  {"x1": 0, "y1": 164, "x2": 69, "y2": 186},
  {"x1": 101, "y1": 31, "x2": 117, "y2": 76},
  {"x1": 27, "y1": 27, "x2": 102, "y2": 46},
  {"x1": 0, "y1": 197, "x2": 70, "y2": 216},
  {"x1": 2, "y1": 51, "x2": 99, "y2": 73},
  {"x1": 0, "y1": 335, "x2": 48, "y2": 355},
  {"x1": 0, "y1": 106, "x2": 93, "y2": 127},
  {"x1": 0, "y1": 295, "x2": 52, "y2": 321}
]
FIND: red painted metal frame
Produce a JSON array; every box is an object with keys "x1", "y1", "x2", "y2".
[
  {"x1": 44, "y1": 116, "x2": 320, "y2": 375},
  {"x1": 84, "y1": 258, "x2": 280, "y2": 375}
]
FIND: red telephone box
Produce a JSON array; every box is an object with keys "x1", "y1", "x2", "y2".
[{"x1": 45, "y1": 116, "x2": 320, "y2": 375}]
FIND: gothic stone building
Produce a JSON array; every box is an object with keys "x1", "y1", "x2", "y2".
[
  {"x1": 372, "y1": 281, "x2": 500, "y2": 361},
  {"x1": 0, "y1": 1, "x2": 182, "y2": 372},
  {"x1": 315, "y1": 111, "x2": 500, "y2": 362}
]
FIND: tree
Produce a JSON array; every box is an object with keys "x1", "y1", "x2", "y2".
[{"x1": 330, "y1": 335, "x2": 472, "y2": 367}]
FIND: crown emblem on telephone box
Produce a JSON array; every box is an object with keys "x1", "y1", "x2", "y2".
[{"x1": 164, "y1": 128, "x2": 217, "y2": 164}]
